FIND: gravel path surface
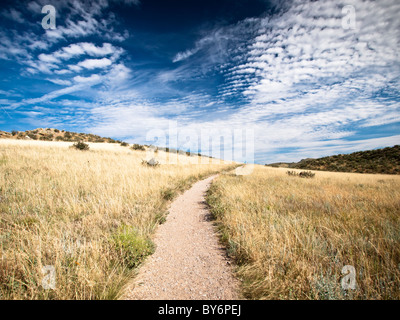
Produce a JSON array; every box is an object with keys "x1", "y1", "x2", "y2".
[{"x1": 125, "y1": 174, "x2": 239, "y2": 300}]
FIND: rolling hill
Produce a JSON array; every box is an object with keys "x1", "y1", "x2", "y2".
[
  {"x1": 266, "y1": 145, "x2": 400, "y2": 174},
  {"x1": 0, "y1": 128, "x2": 127, "y2": 144}
]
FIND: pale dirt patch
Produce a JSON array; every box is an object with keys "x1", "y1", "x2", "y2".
[{"x1": 124, "y1": 175, "x2": 240, "y2": 300}]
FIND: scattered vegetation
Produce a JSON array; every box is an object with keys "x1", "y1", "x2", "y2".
[
  {"x1": 0, "y1": 129, "x2": 218, "y2": 160},
  {"x1": 286, "y1": 170, "x2": 297, "y2": 176},
  {"x1": 161, "y1": 188, "x2": 177, "y2": 201},
  {"x1": 72, "y1": 141, "x2": 90, "y2": 151},
  {"x1": 207, "y1": 165, "x2": 400, "y2": 300},
  {"x1": 267, "y1": 145, "x2": 400, "y2": 174},
  {"x1": 0, "y1": 128, "x2": 124, "y2": 144},
  {"x1": 0, "y1": 139, "x2": 235, "y2": 299},
  {"x1": 112, "y1": 226, "x2": 154, "y2": 269},
  {"x1": 131, "y1": 144, "x2": 146, "y2": 151},
  {"x1": 287, "y1": 170, "x2": 315, "y2": 178}
]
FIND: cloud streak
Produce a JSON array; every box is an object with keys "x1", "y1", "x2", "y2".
[{"x1": 1, "y1": 0, "x2": 399, "y2": 163}]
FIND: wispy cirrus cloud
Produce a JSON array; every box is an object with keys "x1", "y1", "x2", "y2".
[
  {"x1": 2, "y1": 8, "x2": 24, "y2": 23},
  {"x1": 1, "y1": 0, "x2": 399, "y2": 163}
]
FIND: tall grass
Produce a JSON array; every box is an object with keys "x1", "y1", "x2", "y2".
[
  {"x1": 0, "y1": 139, "x2": 236, "y2": 299},
  {"x1": 207, "y1": 166, "x2": 400, "y2": 299}
]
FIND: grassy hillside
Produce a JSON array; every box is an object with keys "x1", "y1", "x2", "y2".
[
  {"x1": 0, "y1": 128, "x2": 128, "y2": 145},
  {"x1": 0, "y1": 139, "x2": 237, "y2": 299},
  {"x1": 207, "y1": 165, "x2": 400, "y2": 300},
  {"x1": 267, "y1": 145, "x2": 400, "y2": 174}
]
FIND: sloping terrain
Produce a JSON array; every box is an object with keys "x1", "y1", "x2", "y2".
[
  {"x1": 0, "y1": 128, "x2": 128, "y2": 144},
  {"x1": 0, "y1": 139, "x2": 236, "y2": 299},
  {"x1": 207, "y1": 165, "x2": 400, "y2": 299},
  {"x1": 267, "y1": 145, "x2": 400, "y2": 174}
]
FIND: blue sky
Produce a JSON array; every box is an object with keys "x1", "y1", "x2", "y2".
[{"x1": 0, "y1": 0, "x2": 399, "y2": 163}]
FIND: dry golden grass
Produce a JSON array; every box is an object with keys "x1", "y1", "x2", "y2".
[
  {"x1": 0, "y1": 139, "x2": 236, "y2": 299},
  {"x1": 207, "y1": 165, "x2": 400, "y2": 300}
]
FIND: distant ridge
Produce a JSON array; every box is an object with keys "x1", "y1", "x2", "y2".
[
  {"x1": 266, "y1": 145, "x2": 400, "y2": 174},
  {"x1": 0, "y1": 128, "x2": 124, "y2": 144},
  {"x1": 0, "y1": 128, "x2": 213, "y2": 158}
]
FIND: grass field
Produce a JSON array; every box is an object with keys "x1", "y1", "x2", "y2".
[
  {"x1": 0, "y1": 139, "x2": 236, "y2": 299},
  {"x1": 207, "y1": 165, "x2": 400, "y2": 300}
]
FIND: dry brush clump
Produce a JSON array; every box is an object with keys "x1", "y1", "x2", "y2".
[
  {"x1": 207, "y1": 166, "x2": 400, "y2": 300},
  {"x1": 287, "y1": 170, "x2": 315, "y2": 178},
  {"x1": 72, "y1": 141, "x2": 90, "y2": 151},
  {"x1": 0, "y1": 139, "x2": 236, "y2": 299}
]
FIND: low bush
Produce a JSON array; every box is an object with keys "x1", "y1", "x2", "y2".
[
  {"x1": 161, "y1": 188, "x2": 176, "y2": 201},
  {"x1": 299, "y1": 171, "x2": 315, "y2": 178},
  {"x1": 112, "y1": 226, "x2": 154, "y2": 269},
  {"x1": 72, "y1": 141, "x2": 90, "y2": 151},
  {"x1": 27, "y1": 133, "x2": 38, "y2": 140},
  {"x1": 286, "y1": 170, "x2": 315, "y2": 178},
  {"x1": 131, "y1": 144, "x2": 146, "y2": 151}
]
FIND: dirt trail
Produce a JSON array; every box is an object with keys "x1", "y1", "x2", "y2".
[{"x1": 125, "y1": 174, "x2": 239, "y2": 300}]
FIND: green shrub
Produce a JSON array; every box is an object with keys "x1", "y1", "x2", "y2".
[
  {"x1": 64, "y1": 132, "x2": 72, "y2": 140},
  {"x1": 286, "y1": 170, "x2": 315, "y2": 178},
  {"x1": 39, "y1": 135, "x2": 52, "y2": 141},
  {"x1": 161, "y1": 188, "x2": 176, "y2": 201},
  {"x1": 72, "y1": 141, "x2": 90, "y2": 151},
  {"x1": 112, "y1": 226, "x2": 154, "y2": 269},
  {"x1": 131, "y1": 144, "x2": 145, "y2": 151},
  {"x1": 286, "y1": 170, "x2": 298, "y2": 176},
  {"x1": 299, "y1": 171, "x2": 315, "y2": 178},
  {"x1": 120, "y1": 142, "x2": 129, "y2": 147},
  {"x1": 11, "y1": 130, "x2": 18, "y2": 136},
  {"x1": 27, "y1": 133, "x2": 37, "y2": 140}
]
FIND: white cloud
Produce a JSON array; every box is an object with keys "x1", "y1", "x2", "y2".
[
  {"x1": 106, "y1": 63, "x2": 130, "y2": 83},
  {"x1": 38, "y1": 53, "x2": 60, "y2": 64},
  {"x1": 39, "y1": 42, "x2": 120, "y2": 62},
  {"x1": 68, "y1": 65, "x2": 83, "y2": 72},
  {"x1": 2, "y1": 8, "x2": 25, "y2": 23},
  {"x1": 173, "y1": 48, "x2": 200, "y2": 63},
  {"x1": 8, "y1": 84, "x2": 89, "y2": 109},
  {"x1": 27, "y1": 1, "x2": 41, "y2": 13},
  {"x1": 46, "y1": 78, "x2": 72, "y2": 86},
  {"x1": 4, "y1": 0, "x2": 399, "y2": 164},
  {"x1": 73, "y1": 74, "x2": 102, "y2": 83},
  {"x1": 77, "y1": 58, "x2": 112, "y2": 69},
  {"x1": 54, "y1": 69, "x2": 72, "y2": 75}
]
